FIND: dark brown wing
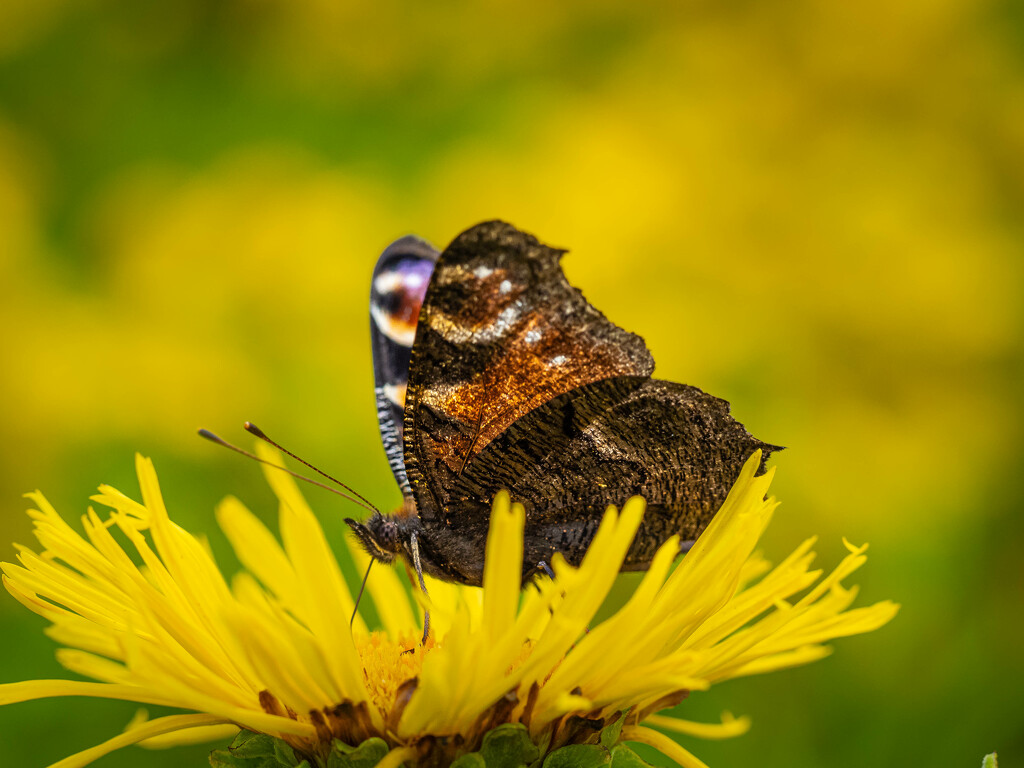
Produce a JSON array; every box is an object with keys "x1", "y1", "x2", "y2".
[
  {"x1": 451, "y1": 377, "x2": 779, "y2": 571},
  {"x1": 403, "y1": 221, "x2": 654, "y2": 522}
]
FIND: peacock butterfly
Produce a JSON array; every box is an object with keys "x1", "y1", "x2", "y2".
[{"x1": 348, "y1": 221, "x2": 778, "y2": 587}]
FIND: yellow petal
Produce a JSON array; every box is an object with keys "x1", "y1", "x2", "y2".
[
  {"x1": 622, "y1": 725, "x2": 711, "y2": 768},
  {"x1": 377, "y1": 745, "x2": 418, "y2": 768},
  {"x1": 256, "y1": 442, "x2": 374, "y2": 711},
  {"x1": 644, "y1": 712, "x2": 751, "y2": 740},
  {"x1": 480, "y1": 491, "x2": 523, "y2": 644},
  {"x1": 0, "y1": 679, "x2": 178, "y2": 707},
  {"x1": 136, "y1": 724, "x2": 240, "y2": 749},
  {"x1": 48, "y1": 714, "x2": 231, "y2": 768}
]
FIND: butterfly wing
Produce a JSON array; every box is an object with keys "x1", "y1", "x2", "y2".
[
  {"x1": 452, "y1": 376, "x2": 779, "y2": 577},
  {"x1": 370, "y1": 235, "x2": 440, "y2": 495},
  {"x1": 403, "y1": 220, "x2": 654, "y2": 521}
]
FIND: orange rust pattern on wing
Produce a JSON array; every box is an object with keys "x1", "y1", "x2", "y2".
[{"x1": 420, "y1": 298, "x2": 643, "y2": 473}]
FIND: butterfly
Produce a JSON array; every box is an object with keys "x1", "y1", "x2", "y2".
[{"x1": 348, "y1": 221, "x2": 778, "y2": 588}]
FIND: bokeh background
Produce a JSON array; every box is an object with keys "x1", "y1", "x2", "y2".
[{"x1": 1, "y1": 1, "x2": 1022, "y2": 766}]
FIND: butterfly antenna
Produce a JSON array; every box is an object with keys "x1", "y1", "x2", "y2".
[
  {"x1": 244, "y1": 422, "x2": 380, "y2": 512},
  {"x1": 350, "y1": 559, "x2": 374, "y2": 629},
  {"x1": 198, "y1": 429, "x2": 380, "y2": 515}
]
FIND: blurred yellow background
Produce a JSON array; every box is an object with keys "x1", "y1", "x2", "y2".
[{"x1": 1, "y1": 1, "x2": 1022, "y2": 766}]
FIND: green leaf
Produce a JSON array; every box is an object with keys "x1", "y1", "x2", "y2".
[
  {"x1": 982, "y1": 754, "x2": 998, "y2": 768},
  {"x1": 208, "y1": 732, "x2": 305, "y2": 768},
  {"x1": 479, "y1": 723, "x2": 540, "y2": 768},
  {"x1": 600, "y1": 712, "x2": 627, "y2": 750},
  {"x1": 208, "y1": 749, "x2": 283, "y2": 768},
  {"x1": 451, "y1": 753, "x2": 488, "y2": 768},
  {"x1": 228, "y1": 732, "x2": 279, "y2": 758},
  {"x1": 231, "y1": 732, "x2": 259, "y2": 747},
  {"x1": 274, "y1": 740, "x2": 299, "y2": 766},
  {"x1": 542, "y1": 744, "x2": 610, "y2": 768},
  {"x1": 532, "y1": 728, "x2": 553, "y2": 758},
  {"x1": 328, "y1": 737, "x2": 390, "y2": 768},
  {"x1": 609, "y1": 745, "x2": 656, "y2": 768}
]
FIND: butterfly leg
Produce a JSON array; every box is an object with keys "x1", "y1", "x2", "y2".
[
  {"x1": 532, "y1": 561, "x2": 565, "y2": 624},
  {"x1": 524, "y1": 560, "x2": 556, "y2": 597},
  {"x1": 409, "y1": 531, "x2": 431, "y2": 645},
  {"x1": 533, "y1": 560, "x2": 590, "y2": 636}
]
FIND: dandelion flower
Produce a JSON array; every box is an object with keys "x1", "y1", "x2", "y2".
[{"x1": 1, "y1": 447, "x2": 898, "y2": 767}]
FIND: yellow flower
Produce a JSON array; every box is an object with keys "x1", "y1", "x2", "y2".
[{"x1": 0, "y1": 447, "x2": 898, "y2": 768}]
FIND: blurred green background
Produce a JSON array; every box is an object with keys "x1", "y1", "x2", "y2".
[{"x1": 1, "y1": 1, "x2": 1022, "y2": 766}]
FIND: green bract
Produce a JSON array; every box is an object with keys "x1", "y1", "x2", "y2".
[{"x1": 209, "y1": 719, "x2": 659, "y2": 768}]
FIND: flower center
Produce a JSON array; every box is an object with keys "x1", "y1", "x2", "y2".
[{"x1": 357, "y1": 631, "x2": 431, "y2": 718}]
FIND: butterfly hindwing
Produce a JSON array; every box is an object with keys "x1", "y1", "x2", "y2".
[
  {"x1": 450, "y1": 376, "x2": 777, "y2": 578},
  {"x1": 370, "y1": 235, "x2": 440, "y2": 496},
  {"x1": 403, "y1": 221, "x2": 655, "y2": 522}
]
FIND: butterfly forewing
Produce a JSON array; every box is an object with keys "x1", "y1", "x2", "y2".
[{"x1": 403, "y1": 221, "x2": 655, "y2": 522}]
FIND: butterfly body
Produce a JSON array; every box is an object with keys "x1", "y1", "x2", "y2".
[{"x1": 350, "y1": 221, "x2": 778, "y2": 587}]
